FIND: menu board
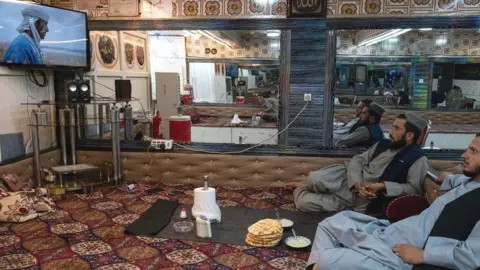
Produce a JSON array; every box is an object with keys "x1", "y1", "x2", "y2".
[{"x1": 108, "y1": 0, "x2": 140, "y2": 16}]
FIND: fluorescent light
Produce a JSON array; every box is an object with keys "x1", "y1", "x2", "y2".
[
  {"x1": 359, "y1": 29, "x2": 411, "y2": 47},
  {"x1": 419, "y1": 28, "x2": 432, "y2": 31},
  {"x1": 198, "y1": 30, "x2": 232, "y2": 49},
  {"x1": 388, "y1": 37, "x2": 398, "y2": 42}
]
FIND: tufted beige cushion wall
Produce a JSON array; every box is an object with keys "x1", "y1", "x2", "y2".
[
  {"x1": 0, "y1": 150, "x2": 61, "y2": 184},
  {"x1": 77, "y1": 150, "x2": 462, "y2": 189}
]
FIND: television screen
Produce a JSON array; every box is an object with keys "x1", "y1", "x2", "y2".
[{"x1": 0, "y1": 0, "x2": 88, "y2": 68}]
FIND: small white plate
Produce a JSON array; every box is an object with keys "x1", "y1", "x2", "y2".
[
  {"x1": 280, "y1": 218, "x2": 294, "y2": 228},
  {"x1": 285, "y1": 236, "x2": 311, "y2": 250}
]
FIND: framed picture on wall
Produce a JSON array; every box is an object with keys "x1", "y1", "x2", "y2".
[
  {"x1": 94, "y1": 31, "x2": 120, "y2": 71},
  {"x1": 286, "y1": 0, "x2": 327, "y2": 18}
]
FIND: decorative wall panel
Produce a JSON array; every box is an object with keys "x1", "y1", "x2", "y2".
[
  {"x1": 185, "y1": 36, "x2": 280, "y2": 58},
  {"x1": 58, "y1": 0, "x2": 480, "y2": 17},
  {"x1": 90, "y1": 31, "x2": 148, "y2": 73},
  {"x1": 287, "y1": 30, "x2": 326, "y2": 146},
  {"x1": 337, "y1": 29, "x2": 480, "y2": 57}
]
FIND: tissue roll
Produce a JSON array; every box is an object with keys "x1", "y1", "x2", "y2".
[{"x1": 192, "y1": 187, "x2": 221, "y2": 222}]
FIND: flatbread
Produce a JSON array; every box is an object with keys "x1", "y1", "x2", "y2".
[
  {"x1": 247, "y1": 219, "x2": 282, "y2": 236},
  {"x1": 245, "y1": 219, "x2": 283, "y2": 247}
]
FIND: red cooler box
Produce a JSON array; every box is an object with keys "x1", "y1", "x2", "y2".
[{"x1": 169, "y1": 115, "x2": 192, "y2": 142}]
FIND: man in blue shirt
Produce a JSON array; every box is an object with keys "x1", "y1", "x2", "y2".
[{"x1": 3, "y1": 5, "x2": 49, "y2": 65}]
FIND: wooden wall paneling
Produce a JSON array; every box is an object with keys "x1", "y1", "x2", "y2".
[
  {"x1": 287, "y1": 29, "x2": 326, "y2": 147},
  {"x1": 323, "y1": 30, "x2": 336, "y2": 147},
  {"x1": 278, "y1": 30, "x2": 291, "y2": 146}
]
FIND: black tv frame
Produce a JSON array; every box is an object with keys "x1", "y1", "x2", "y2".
[{"x1": 0, "y1": 1, "x2": 90, "y2": 71}]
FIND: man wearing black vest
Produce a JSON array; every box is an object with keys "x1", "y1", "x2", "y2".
[
  {"x1": 335, "y1": 102, "x2": 385, "y2": 148},
  {"x1": 306, "y1": 134, "x2": 480, "y2": 270},
  {"x1": 292, "y1": 112, "x2": 429, "y2": 213},
  {"x1": 333, "y1": 99, "x2": 372, "y2": 141}
]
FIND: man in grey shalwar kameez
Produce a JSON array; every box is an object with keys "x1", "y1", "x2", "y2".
[
  {"x1": 333, "y1": 99, "x2": 371, "y2": 142},
  {"x1": 307, "y1": 134, "x2": 480, "y2": 270},
  {"x1": 293, "y1": 112, "x2": 430, "y2": 213}
]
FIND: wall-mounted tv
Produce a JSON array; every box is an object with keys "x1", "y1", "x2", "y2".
[{"x1": 0, "y1": 0, "x2": 88, "y2": 69}]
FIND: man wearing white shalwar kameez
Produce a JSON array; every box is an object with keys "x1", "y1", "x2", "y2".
[
  {"x1": 307, "y1": 134, "x2": 480, "y2": 270},
  {"x1": 3, "y1": 6, "x2": 49, "y2": 65}
]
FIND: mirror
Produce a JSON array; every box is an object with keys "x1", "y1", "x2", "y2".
[
  {"x1": 334, "y1": 28, "x2": 480, "y2": 151},
  {"x1": 80, "y1": 29, "x2": 283, "y2": 146}
]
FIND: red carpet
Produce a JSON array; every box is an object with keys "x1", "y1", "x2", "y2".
[{"x1": 0, "y1": 184, "x2": 310, "y2": 269}]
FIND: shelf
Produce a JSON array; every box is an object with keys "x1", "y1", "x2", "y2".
[
  {"x1": 21, "y1": 98, "x2": 134, "y2": 106},
  {"x1": 51, "y1": 164, "x2": 99, "y2": 174}
]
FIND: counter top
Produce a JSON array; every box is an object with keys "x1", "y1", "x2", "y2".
[{"x1": 193, "y1": 116, "x2": 278, "y2": 129}]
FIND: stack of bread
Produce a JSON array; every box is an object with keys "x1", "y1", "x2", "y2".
[{"x1": 245, "y1": 219, "x2": 283, "y2": 247}]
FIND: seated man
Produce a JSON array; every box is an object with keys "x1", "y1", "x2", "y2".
[
  {"x1": 292, "y1": 112, "x2": 429, "y2": 213},
  {"x1": 257, "y1": 92, "x2": 278, "y2": 122},
  {"x1": 335, "y1": 102, "x2": 385, "y2": 148},
  {"x1": 333, "y1": 99, "x2": 371, "y2": 142},
  {"x1": 307, "y1": 134, "x2": 480, "y2": 270}
]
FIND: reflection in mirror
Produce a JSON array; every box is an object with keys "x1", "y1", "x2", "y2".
[
  {"x1": 334, "y1": 28, "x2": 480, "y2": 151},
  {"x1": 188, "y1": 62, "x2": 280, "y2": 105},
  {"x1": 80, "y1": 30, "x2": 282, "y2": 146}
]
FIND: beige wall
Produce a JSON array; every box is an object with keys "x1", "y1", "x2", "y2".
[{"x1": 0, "y1": 68, "x2": 56, "y2": 161}]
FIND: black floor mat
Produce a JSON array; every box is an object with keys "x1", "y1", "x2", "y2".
[
  {"x1": 125, "y1": 199, "x2": 179, "y2": 235},
  {"x1": 156, "y1": 205, "x2": 332, "y2": 250}
]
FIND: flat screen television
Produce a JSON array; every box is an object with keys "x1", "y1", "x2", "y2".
[{"x1": 0, "y1": 0, "x2": 88, "y2": 69}]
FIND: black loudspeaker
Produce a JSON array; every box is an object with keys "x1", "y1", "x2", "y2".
[
  {"x1": 67, "y1": 80, "x2": 91, "y2": 103},
  {"x1": 115, "y1": 80, "x2": 132, "y2": 101},
  {"x1": 78, "y1": 80, "x2": 91, "y2": 103},
  {"x1": 67, "y1": 80, "x2": 79, "y2": 103}
]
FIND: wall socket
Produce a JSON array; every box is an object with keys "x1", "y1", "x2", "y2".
[{"x1": 304, "y1": 93, "x2": 312, "y2": 102}]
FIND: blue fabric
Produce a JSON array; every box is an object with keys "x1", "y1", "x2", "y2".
[
  {"x1": 307, "y1": 176, "x2": 480, "y2": 270},
  {"x1": 365, "y1": 124, "x2": 384, "y2": 144},
  {"x1": 3, "y1": 34, "x2": 42, "y2": 65}
]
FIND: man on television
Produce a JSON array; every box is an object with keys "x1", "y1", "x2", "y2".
[{"x1": 3, "y1": 5, "x2": 49, "y2": 65}]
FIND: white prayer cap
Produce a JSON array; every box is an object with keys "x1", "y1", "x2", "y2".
[{"x1": 22, "y1": 5, "x2": 49, "y2": 22}]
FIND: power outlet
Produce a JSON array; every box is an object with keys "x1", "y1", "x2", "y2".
[
  {"x1": 304, "y1": 93, "x2": 312, "y2": 102},
  {"x1": 151, "y1": 139, "x2": 173, "y2": 150}
]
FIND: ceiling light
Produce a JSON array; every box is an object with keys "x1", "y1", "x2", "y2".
[
  {"x1": 388, "y1": 38, "x2": 398, "y2": 42},
  {"x1": 419, "y1": 28, "x2": 432, "y2": 31}
]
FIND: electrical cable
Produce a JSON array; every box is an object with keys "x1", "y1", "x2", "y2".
[
  {"x1": 171, "y1": 100, "x2": 309, "y2": 155},
  {"x1": 27, "y1": 69, "x2": 48, "y2": 88}
]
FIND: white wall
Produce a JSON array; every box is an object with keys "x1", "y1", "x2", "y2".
[
  {"x1": 149, "y1": 34, "x2": 187, "y2": 97},
  {"x1": 0, "y1": 67, "x2": 56, "y2": 161}
]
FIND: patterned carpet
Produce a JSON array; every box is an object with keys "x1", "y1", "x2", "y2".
[{"x1": 0, "y1": 184, "x2": 311, "y2": 269}]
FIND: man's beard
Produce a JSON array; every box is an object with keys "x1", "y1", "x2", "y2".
[
  {"x1": 389, "y1": 134, "x2": 407, "y2": 150},
  {"x1": 463, "y1": 167, "x2": 480, "y2": 178}
]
